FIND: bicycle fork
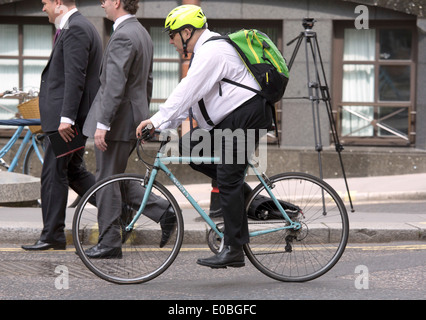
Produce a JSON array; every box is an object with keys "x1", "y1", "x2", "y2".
[{"x1": 125, "y1": 166, "x2": 158, "y2": 232}]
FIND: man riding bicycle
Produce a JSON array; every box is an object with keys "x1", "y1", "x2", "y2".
[{"x1": 137, "y1": 5, "x2": 272, "y2": 269}]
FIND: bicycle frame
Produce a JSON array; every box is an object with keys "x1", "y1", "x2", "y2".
[
  {"x1": 0, "y1": 120, "x2": 43, "y2": 173},
  {"x1": 126, "y1": 142, "x2": 302, "y2": 239}
]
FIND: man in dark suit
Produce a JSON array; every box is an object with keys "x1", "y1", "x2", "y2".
[
  {"x1": 22, "y1": 0, "x2": 102, "y2": 251},
  {"x1": 82, "y1": 0, "x2": 174, "y2": 258}
]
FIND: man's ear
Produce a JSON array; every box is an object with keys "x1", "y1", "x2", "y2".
[{"x1": 183, "y1": 28, "x2": 194, "y2": 40}]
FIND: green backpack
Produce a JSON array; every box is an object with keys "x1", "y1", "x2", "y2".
[{"x1": 208, "y1": 29, "x2": 289, "y2": 104}]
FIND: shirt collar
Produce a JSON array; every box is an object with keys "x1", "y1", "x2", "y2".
[
  {"x1": 58, "y1": 7, "x2": 78, "y2": 30},
  {"x1": 193, "y1": 29, "x2": 218, "y2": 54},
  {"x1": 113, "y1": 14, "x2": 134, "y2": 31}
]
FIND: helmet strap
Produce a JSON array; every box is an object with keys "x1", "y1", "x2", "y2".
[{"x1": 179, "y1": 28, "x2": 197, "y2": 58}]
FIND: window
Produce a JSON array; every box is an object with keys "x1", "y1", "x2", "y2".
[
  {"x1": 334, "y1": 21, "x2": 416, "y2": 146},
  {"x1": 0, "y1": 19, "x2": 53, "y2": 120},
  {"x1": 149, "y1": 26, "x2": 180, "y2": 116}
]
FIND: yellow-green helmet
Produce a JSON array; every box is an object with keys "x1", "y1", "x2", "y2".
[{"x1": 164, "y1": 5, "x2": 207, "y2": 32}]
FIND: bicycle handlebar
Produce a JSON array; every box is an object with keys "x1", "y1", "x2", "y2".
[
  {"x1": 0, "y1": 119, "x2": 41, "y2": 126},
  {"x1": 2, "y1": 88, "x2": 39, "y2": 99},
  {"x1": 136, "y1": 126, "x2": 169, "y2": 167}
]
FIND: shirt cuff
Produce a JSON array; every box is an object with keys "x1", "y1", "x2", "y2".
[
  {"x1": 60, "y1": 117, "x2": 74, "y2": 125},
  {"x1": 96, "y1": 122, "x2": 111, "y2": 131}
]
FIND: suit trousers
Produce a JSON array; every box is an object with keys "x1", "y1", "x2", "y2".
[
  {"x1": 179, "y1": 95, "x2": 272, "y2": 246},
  {"x1": 40, "y1": 136, "x2": 94, "y2": 243},
  {"x1": 94, "y1": 140, "x2": 169, "y2": 247}
]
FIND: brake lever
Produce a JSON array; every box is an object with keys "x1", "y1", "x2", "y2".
[{"x1": 140, "y1": 124, "x2": 153, "y2": 141}]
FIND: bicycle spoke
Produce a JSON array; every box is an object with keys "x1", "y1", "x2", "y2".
[
  {"x1": 73, "y1": 174, "x2": 183, "y2": 284},
  {"x1": 245, "y1": 173, "x2": 348, "y2": 282}
]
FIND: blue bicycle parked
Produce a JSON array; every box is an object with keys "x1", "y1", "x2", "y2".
[{"x1": 0, "y1": 90, "x2": 44, "y2": 176}]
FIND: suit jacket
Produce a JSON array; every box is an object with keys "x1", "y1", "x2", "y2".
[
  {"x1": 83, "y1": 17, "x2": 154, "y2": 142},
  {"x1": 39, "y1": 11, "x2": 102, "y2": 133}
]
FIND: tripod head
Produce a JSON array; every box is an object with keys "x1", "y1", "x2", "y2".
[
  {"x1": 287, "y1": 18, "x2": 317, "y2": 48},
  {"x1": 302, "y1": 18, "x2": 316, "y2": 30}
]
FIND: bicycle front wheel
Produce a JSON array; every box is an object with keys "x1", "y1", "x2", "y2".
[
  {"x1": 244, "y1": 172, "x2": 349, "y2": 282},
  {"x1": 72, "y1": 173, "x2": 184, "y2": 284}
]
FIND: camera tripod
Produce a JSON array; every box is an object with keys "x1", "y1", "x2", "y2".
[{"x1": 285, "y1": 18, "x2": 354, "y2": 212}]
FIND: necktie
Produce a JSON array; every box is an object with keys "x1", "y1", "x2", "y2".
[{"x1": 54, "y1": 29, "x2": 61, "y2": 44}]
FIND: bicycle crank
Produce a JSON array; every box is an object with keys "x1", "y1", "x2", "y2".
[{"x1": 207, "y1": 222, "x2": 225, "y2": 254}]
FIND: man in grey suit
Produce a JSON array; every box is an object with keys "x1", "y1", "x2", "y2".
[
  {"x1": 22, "y1": 0, "x2": 102, "y2": 251},
  {"x1": 83, "y1": 0, "x2": 174, "y2": 258}
]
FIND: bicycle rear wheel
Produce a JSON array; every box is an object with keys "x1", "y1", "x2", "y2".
[
  {"x1": 23, "y1": 134, "x2": 44, "y2": 176},
  {"x1": 244, "y1": 172, "x2": 349, "y2": 282},
  {"x1": 72, "y1": 173, "x2": 184, "y2": 284}
]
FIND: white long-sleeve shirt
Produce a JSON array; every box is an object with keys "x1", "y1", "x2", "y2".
[{"x1": 150, "y1": 29, "x2": 259, "y2": 130}]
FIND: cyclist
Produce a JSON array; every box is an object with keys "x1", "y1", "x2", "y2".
[{"x1": 137, "y1": 5, "x2": 273, "y2": 269}]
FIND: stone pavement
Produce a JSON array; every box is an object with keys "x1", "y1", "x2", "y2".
[{"x1": 0, "y1": 172, "x2": 425, "y2": 245}]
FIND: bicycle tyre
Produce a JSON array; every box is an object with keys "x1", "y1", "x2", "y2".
[
  {"x1": 244, "y1": 172, "x2": 349, "y2": 282},
  {"x1": 72, "y1": 173, "x2": 184, "y2": 284},
  {"x1": 23, "y1": 137, "x2": 44, "y2": 176}
]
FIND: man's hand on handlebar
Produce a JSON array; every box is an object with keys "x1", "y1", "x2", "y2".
[{"x1": 136, "y1": 119, "x2": 155, "y2": 142}]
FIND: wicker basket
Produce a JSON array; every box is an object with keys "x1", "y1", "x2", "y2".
[{"x1": 17, "y1": 97, "x2": 43, "y2": 134}]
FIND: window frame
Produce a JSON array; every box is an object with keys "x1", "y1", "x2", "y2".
[
  {"x1": 0, "y1": 17, "x2": 53, "y2": 96},
  {"x1": 0, "y1": 17, "x2": 53, "y2": 136},
  {"x1": 333, "y1": 20, "x2": 417, "y2": 146}
]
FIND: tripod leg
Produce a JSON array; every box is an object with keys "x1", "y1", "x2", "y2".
[
  {"x1": 305, "y1": 36, "x2": 324, "y2": 180},
  {"x1": 286, "y1": 26, "x2": 354, "y2": 212},
  {"x1": 313, "y1": 36, "x2": 355, "y2": 212}
]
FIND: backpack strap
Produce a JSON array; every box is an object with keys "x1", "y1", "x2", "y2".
[
  {"x1": 221, "y1": 78, "x2": 261, "y2": 96},
  {"x1": 198, "y1": 99, "x2": 215, "y2": 127}
]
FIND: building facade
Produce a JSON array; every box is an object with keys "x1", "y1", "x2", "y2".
[{"x1": 1, "y1": 0, "x2": 426, "y2": 177}]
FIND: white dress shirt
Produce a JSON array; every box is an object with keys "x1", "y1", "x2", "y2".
[{"x1": 150, "y1": 29, "x2": 259, "y2": 130}]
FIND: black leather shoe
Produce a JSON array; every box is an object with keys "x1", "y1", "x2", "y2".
[
  {"x1": 196, "y1": 245, "x2": 245, "y2": 268},
  {"x1": 21, "y1": 240, "x2": 66, "y2": 251},
  {"x1": 159, "y1": 206, "x2": 176, "y2": 248},
  {"x1": 85, "y1": 244, "x2": 122, "y2": 259}
]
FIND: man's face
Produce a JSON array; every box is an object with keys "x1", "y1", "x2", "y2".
[
  {"x1": 169, "y1": 31, "x2": 183, "y2": 55},
  {"x1": 101, "y1": 0, "x2": 117, "y2": 22},
  {"x1": 169, "y1": 28, "x2": 192, "y2": 55},
  {"x1": 41, "y1": 0, "x2": 59, "y2": 24}
]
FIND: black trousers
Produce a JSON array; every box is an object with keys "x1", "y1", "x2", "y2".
[
  {"x1": 40, "y1": 136, "x2": 95, "y2": 243},
  {"x1": 179, "y1": 95, "x2": 272, "y2": 246}
]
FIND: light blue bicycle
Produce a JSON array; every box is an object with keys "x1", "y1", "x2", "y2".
[
  {"x1": 0, "y1": 118, "x2": 44, "y2": 176},
  {"x1": 0, "y1": 89, "x2": 44, "y2": 176},
  {"x1": 73, "y1": 129, "x2": 349, "y2": 284}
]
